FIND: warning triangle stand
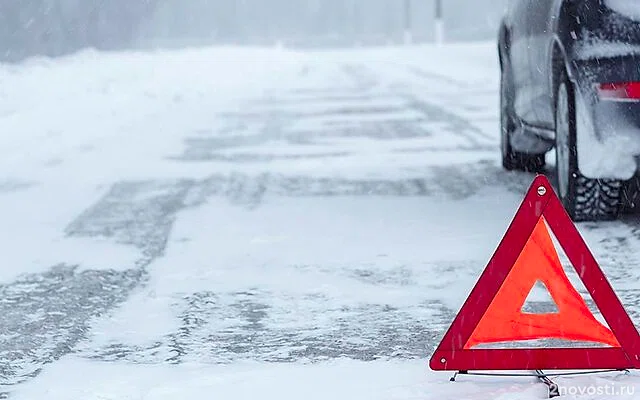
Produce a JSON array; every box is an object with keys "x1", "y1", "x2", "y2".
[{"x1": 429, "y1": 175, "x2": 640, "y2": 373}]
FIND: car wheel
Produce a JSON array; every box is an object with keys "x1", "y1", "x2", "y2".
[
  {"x1": 554, "y1": 70, "x2": 622, "y2": 221},
  {"x1": 500, "y1": 65, "x2": 545, "y2": 172}
]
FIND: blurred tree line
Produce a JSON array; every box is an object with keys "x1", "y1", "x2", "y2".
[
  {"x1": 139, "y1": 0, "x2": 421, "y2": 47},
  {"x1": 0, "y1": 0, "x2": 506, "y2": 62},
  {"x1": 0, "y1": 0, "x2": 159, "y2": 61}
]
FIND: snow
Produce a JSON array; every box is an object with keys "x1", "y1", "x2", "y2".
[
  {"x1": 77, "y1": 193, "x2": 519, "y2": 355},
  {"x1": 574, "y1": 37, "x2": 640, "y2": 60},
  {"x1": 11, "y1": 356, "x2": 640, "y2": 400},
  {"x1": 574, "y1": 2, "x2": 640, "y2": 61},
  {"x1": 0, "y1": 181, "x2": 142, "y2": 282},
  {"x1": 0, "y1": 47, "x2": 307, "y2": 283},
  {"x1": 575, "y1": 86, "x2": 639, "y2": 179},
  {"x1": 3, "y1": 41, "x2": 640, "y2": 398},
  {"x1": 606, "y1": 0, "x2": 640, "y2": 22}
]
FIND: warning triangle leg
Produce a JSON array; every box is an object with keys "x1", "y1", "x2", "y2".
[
  {"x1": 535, "y1": 370, "x2": 559, "y2": 398},
  {"x1": 449, "y1": 371, "x2": 467, "y2": 382}
]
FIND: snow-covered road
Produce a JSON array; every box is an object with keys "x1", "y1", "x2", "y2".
[{"x1": 2, "y1": 42, "x2": 640, "y2": 399}]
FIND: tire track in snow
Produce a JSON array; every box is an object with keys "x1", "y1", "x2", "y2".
[
  {"x1": 0, "y1": 168, "x2": 523, "y2": 386},
  {"x1": 67, "y1": 56, "x2": 533, "y2": 366},
  {"x1": 173, "y1": 63, "x2": 497, "y2": 164},
  {"x1": 0, "y1": 181, "x2": 191, "y2": 388},
  {"x1": 6, "y1": 59, "x2": 533, "y2": 381},
  {"x1": 403, "y1": 65, "x2": 469, "y2": 89}
]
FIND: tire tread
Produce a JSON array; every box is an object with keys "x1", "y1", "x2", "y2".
[{"x1": 573, "y1": 177, "x2": 621, "y2": 221}]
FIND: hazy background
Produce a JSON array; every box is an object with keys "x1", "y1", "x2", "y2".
[{"x1": 0, "y1": 0, "x2": 509, "y2": 62}]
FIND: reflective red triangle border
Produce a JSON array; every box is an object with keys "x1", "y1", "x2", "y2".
[{"x1": 429, "y1": 175, "x2": 640, "y2": 371}]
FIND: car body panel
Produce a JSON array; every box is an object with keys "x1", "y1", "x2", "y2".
[
  {"x1": 499, "y1": 0, "x2": 640, "y2": 179},
  {"x1": 508, "y1": 0, "x2": 540, "y2": 125},
  {"x1": 528, "y1": 0, "x2": 556, "y2": 129}
]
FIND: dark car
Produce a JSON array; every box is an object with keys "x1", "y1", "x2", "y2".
[{"x1": 498, "y1": 0, "x2": 640, "y2": 221}]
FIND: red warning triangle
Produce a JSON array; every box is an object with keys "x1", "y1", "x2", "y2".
[
  {"x1": 465, "y1": 217, "x2": 619, "y2": 349},
  {"x1": 429, "y1": 175, "x2": 640, "y2": 371}
]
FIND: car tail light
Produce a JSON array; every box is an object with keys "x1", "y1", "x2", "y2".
[{"x1": 597, "y1": 82, "x2": 640, "y2": 100}]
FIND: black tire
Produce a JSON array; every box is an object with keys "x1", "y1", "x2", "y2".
[
  {"x1": 500, "y1": 63, "x2": 546, "y2": 172},
  {"x1": 554, "y1": 70, "x2": 622, "y2": 221}
]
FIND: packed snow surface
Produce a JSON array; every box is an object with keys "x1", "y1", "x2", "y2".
[
  {"x1": 606, "y1": 0, "x2": 640, "y2": 21},
  {"x1": 1, "y1": 42, "x2": 640, "y2": 399}
]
